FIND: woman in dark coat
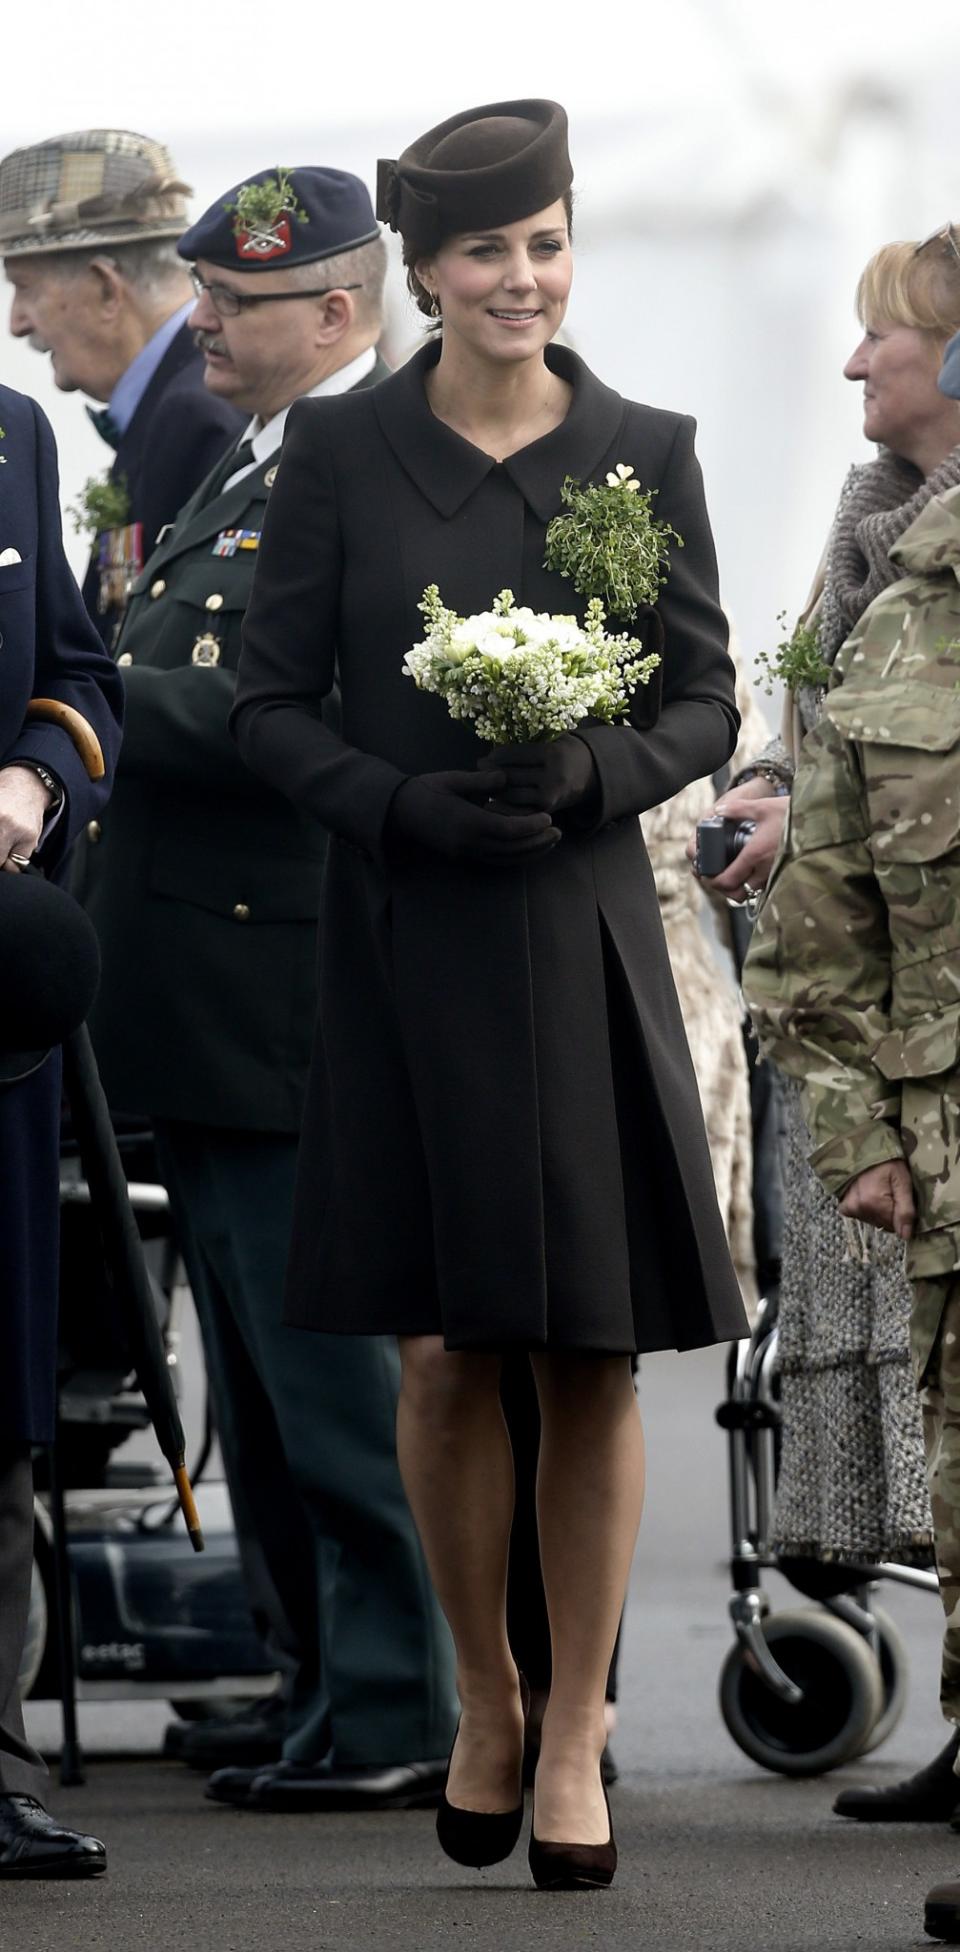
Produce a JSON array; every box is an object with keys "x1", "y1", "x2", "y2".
[{"x1": 233, "y1": 99, "x2": 746, "y2": 1887}]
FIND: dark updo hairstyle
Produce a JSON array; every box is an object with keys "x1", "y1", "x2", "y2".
[
  {"x1": 402, "y1": 187, "x2": 574, "y2": 320},
  {"x1": 376, "y1": 99, "x2": 574, "y2": 324}
]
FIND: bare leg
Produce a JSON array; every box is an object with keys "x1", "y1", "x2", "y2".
[
  {"x1": 396, "y1": 1336, "x2": 524, "y2": 1812},
  {"x1": 530, "y1": 1352, "x2": 644, "y2": 1843}
]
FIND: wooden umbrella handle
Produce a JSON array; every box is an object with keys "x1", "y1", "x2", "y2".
[
  {"x1": 26, "y1": 699, "x2": 106, "y2": 780},
  {"x1": 174, "y1": 1465, "x2": 205, "y2": 1553}
]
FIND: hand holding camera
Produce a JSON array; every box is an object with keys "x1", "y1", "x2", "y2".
[{"x1": 686, "y1": 785, "x2": 789, "y2": 904}]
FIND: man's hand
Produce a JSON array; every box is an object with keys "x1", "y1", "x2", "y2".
[
  {"x1": 839, "y1": 1160, "x2": 917, "y2": 1240},
  {"x1": 0, "y1": 765, "x2": 52, "y2": 872},
  {"x1": 686, "y1": 783, "x2": 789, "y2": 904}
]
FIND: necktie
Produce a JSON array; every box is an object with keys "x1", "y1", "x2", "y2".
[
  {"x1": 86, "y1": 404, "x2": 120, "y2": 450},
  {"x1": 196, "y1": 439, "x2": 257, "y2": 509}
]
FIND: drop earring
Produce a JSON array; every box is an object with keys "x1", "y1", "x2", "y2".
[{"x1": 430, "y1": 294, "x2": 441, "y2": 319}]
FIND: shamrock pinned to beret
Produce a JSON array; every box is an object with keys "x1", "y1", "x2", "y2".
[{"x1": 224, "y1": 167, "x2": 307, "y2": 263}]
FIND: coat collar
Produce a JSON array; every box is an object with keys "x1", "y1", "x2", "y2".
[{"x1": 371, "y1": 340, "x2": 626, "y2": 522}]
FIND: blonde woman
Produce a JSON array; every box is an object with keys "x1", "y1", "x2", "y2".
[{"x1": 695, "y1": 227, "x2": 960, "y2": 1820}]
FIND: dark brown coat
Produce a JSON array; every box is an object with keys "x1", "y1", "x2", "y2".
[{"x1": 233, "y1": 342, "x2": 747, "y2": 1352}]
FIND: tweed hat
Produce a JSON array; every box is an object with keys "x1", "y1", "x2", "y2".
[
  {"x1": 377, "y1": 99, "x2": 572, "y2": 253},
  {"x1": 0, "y1": 129, "x2": 191, "y2": 258},
  {"x1": 178, "y1": 166, "x2": 379, "y2": 271},
  {"x1": 0, "y1": 873, "x2": 101, "y2": 1087}
]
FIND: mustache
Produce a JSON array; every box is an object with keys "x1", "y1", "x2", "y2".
[
  {"x1": 28, "y1": 333, "x2": 51, "y2": 353},
  {"x1": 194, "y1": 328, "x2": 227, "y2": 358}
]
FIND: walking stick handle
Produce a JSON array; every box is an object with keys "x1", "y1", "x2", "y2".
[{"x1": 174, "y1": 1465, "x2": 205, "y2": 1552}]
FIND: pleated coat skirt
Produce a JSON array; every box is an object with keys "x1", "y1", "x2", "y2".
[{"x1": 233, "y1": 340, "x2": 749, "y2": 1354}]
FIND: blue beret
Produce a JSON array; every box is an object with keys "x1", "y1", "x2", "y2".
[
  {"x1": 178, "y1": 165, "x2": 379, "y2": 271},
  {"x1": 940, "y1": 328, "x2": 960, "y2": 402}
]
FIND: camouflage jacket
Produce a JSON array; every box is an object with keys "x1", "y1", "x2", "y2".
[{"x1": 743, "y1": 482, "x2": 960, "y2": 1315}]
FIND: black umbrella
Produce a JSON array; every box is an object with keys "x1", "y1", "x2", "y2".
[
  {"x1": 0, "y1": 867, "x2": 202, "y2": 1547},
  {"x1": 61, "y1": 1023, "x2": 204, "y2": 1550}
]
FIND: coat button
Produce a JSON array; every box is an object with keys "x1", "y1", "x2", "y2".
[
  {"x1": 205, "y1": 593, "x2": 224, "y2": 612},
  {"x1": 233, "y1": 902, "x2": 250, "y2": 922},
  {"x1": 150, "y1": 578, "x2": 166, "y2": 599},
  {"x1": 117, "y1": 651, "x2": 133, "y2": 666},
  {"x1": 86, "y1": 820, "x2": 101, "y2": 843}
]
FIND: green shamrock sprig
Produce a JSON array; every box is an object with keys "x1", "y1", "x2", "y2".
[
  {"x1": 225, "y1": 167, "x2": 306, "y2": 240},
  {"x1": 69, "y1": 471, "x2": 131, "y2": 541},
  {"x1": 544, "y1": 463, "x2": 681, "y2": 622},
  {"x1": 755, "y1": 612, "x2": 830, "y2": 696}
]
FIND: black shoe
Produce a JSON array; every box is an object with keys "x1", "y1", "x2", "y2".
[
  {"x1": 204, "y1": 1765, "x2": 262, "y2": 1806},
  {"x1": 437, "y1": 1682, "x2": 528, "y2": 1869},
  {"x1": 834, "y1": 1731, "x2": 960, "y2": 1823},
  {"x1": 207, "y1": 1757, "x2": 448, "y2": 1811},
  {"x1": 925, "y1": 1874, "x2": 960, "y2": 1941},
  {"x1": 166, "y1": 1692, "x2": 287, "y2": 1768},
  {"x1": 0, "y1": 1796, "x2": 107, "y2": 1879},
  {"x1": 528, "y1": 1782, "x2": 617, "y2": 1891}
]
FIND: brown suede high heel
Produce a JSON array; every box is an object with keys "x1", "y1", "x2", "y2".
[
  {"x1": 435, "y1": 1677, "x2": 529, "y2": 1869},
  {"x1": 528, "y1": 1781, "x2": 617, "y2": 1891}
]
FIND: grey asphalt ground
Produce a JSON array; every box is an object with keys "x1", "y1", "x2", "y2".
[{"x1": 4, "y1": 1339, "x2": 955, "y2": 1952}]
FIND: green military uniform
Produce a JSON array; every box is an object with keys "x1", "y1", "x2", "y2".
[
  {"x1": 73, "y1": 439, "x2": 329, "y2": 1125},
  {"x1": 73, "y1": 359, "x2": 459, "y2": 1780},
  {"x1": 743, "y1": 481, "x2": 960, "y2": 1721}
]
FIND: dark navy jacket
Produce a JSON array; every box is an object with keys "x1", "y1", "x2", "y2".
[
  {"x1": 0, "y1": 383, "x2": 123, "y2": 1442},
  {"x1": 82, "y1": 322, "x2": 244, "y2": 645}
]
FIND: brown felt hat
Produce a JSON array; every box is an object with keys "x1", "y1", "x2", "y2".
[{"x1": 377, "y1": 99, "x2": 572, "y2": 253}]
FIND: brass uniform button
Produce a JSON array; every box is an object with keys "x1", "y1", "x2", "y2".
[
  {"x1": 205, "y1": 593, "x2": 224, "y2": 612},
  {"x1": 233, "y1": 902, "x2": 251, "y2": 922},
  {"x1": 117, "y1": 651, "x2": 133, "y2": 666},
  {"x1": 86, "y1": 820, "x2": 101, "y2": 843},
  {"x1": 150, "y1": 578, "x2": 166, "y2": 599}
]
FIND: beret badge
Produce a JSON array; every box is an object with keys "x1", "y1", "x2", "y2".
[{"x1": 224, "y1": 165, "x2": 306, "y2": 262}]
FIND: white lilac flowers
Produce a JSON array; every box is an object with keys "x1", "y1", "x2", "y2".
[{"x1": 403, "y1": 586, "x2": 660, "y2": 747}]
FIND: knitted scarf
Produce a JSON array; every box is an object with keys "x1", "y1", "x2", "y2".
[{"x1": 817, "y1": 441, "x2": 960, "y2": 668}]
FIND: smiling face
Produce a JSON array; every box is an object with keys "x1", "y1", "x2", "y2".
[
  {"x1": 416, "y1": 200, "x2": 572, "y2": 365},
  {"x1": 843, "y1": 318, "x2": 956, "y2": 460}
]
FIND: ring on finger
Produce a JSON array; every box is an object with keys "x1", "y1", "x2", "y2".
[{"x1": 9, "y1": 851, "x2": 32, "y2": 869}]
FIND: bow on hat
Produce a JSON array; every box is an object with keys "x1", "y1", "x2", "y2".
[{"x1": 376, "y1": 160, "x2": 440, "y2": 249}]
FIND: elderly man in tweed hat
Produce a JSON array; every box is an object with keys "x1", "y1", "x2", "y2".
[{"x1": 0, "y1": 129, "x2": 243, "y2": 646}]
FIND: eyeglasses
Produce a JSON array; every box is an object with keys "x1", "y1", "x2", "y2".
[
  {"x1": 914, "y1": 223, "x2": 960, "y2": 268},
  {"x1": 190, "y1": 272, "x2": 362, "y2": 318}
]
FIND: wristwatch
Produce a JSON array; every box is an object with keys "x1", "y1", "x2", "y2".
[{"x1": 736, "y1": 764, "x2": 791, "y2": 797}]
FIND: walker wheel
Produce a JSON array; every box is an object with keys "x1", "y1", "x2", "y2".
[
  {"x1": 852, "y1": 1604, "x2": 909, "y2": 1757},
  {"x1": 719, "y1": 1606, "x2": 884, "y2": 1776}
]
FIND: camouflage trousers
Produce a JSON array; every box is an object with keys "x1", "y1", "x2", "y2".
[{"x1": 914, "y1": 1277, "x2": 960, "y2": 1725}]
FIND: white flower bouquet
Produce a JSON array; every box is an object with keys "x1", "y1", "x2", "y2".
[{"x1": 403, "y1": 586, "x2": 660, "y2": 747}]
